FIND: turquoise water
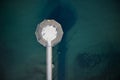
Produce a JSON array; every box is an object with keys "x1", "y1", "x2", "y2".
[{"x1": 0, "y1": 0, "x2": 120, "y2": 80}]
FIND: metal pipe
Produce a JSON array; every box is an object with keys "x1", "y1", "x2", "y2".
[
  {"x1": 35, "y1": 20, "x2": 63, "y2": 80},
  {"x1": 46, "y1": 42, "x2": 52, "y2": 80}
]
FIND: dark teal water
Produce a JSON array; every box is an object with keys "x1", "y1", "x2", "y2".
[{"x1": 0, "y1": 0, "x2": 120, "y2": 80}]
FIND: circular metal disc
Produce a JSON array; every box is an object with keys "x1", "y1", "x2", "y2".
[{"x1": 35, "y1": 19, "x2": 63, "y2": 47}]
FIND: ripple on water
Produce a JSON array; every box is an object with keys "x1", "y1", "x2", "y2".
[{"x1": 76, "y1": 53, "x2": 102, "y2": 68}]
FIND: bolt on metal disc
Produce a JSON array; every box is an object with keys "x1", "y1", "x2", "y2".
[{"x1": 35, "y1": 19, "x2": 63, "y2": 47}]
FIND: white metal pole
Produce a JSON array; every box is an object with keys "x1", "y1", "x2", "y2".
[
  {"x1": 35, "y1": 20, "x2": 63, "y2": 80},
  {"x1": 46, "y1": 42, "x2": 52, "y2": 80}
]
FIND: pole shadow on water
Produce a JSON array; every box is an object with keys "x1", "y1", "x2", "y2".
[{"x1": 46, "y1": 3, "x2": 77, "y2": 80}]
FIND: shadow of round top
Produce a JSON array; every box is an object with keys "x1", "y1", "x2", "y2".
[{"x1": 35, "y1": 19, "x2": 63, "y2": 47}]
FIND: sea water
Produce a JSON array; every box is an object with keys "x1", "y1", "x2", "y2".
[{"x1": 0, "y1": 0, "x2": 120, "y2": 80}]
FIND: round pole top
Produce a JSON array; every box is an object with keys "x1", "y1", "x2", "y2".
[
  {"x1": 35, "y1": 19, "x2": 63, "y2": 47},
  {"x1": 41, "y1": 25, "x2": 57, "y2": 43}
]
